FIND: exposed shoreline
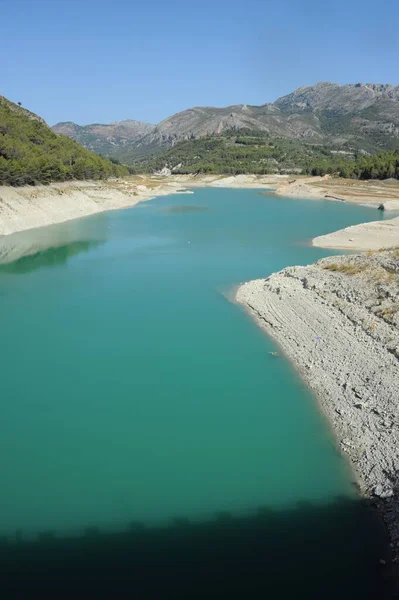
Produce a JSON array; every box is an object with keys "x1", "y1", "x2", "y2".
[
  {"x1": 2, "y1": 173, "x2": 399, "y2": 239},
  {"x1": 0, "y1": 174, "x2": 281, "y2": 237},
  {"x1": 0, "y1": 179, "x2": 193, "y2": 237},
  {"x1": 313, "y1": 217, "x2": 399, "y2": 251},
  {"x1": 237, "y1": 250, "x2": 399, "y2": 562},
  {"x1": 269, "y1": 174, "x2": 399, "y2": 210}
]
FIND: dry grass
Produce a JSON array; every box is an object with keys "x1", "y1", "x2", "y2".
[
  {"x1": 323, "y1": 263, "x2": 365, "y2": 275},
  {"x1": 366, "y1": 268, "x2": 395, "y2": 285},
  {"x1": 384, "y1": 271, "x2": 395, "y2": 284},
  {"x1": 382, "y1": 304, "x2": 399, "y2": 317},
  {"x1": 323, "y1": 249, "x2": 399, "y2": 283},
  {"x1": 375, "y1": 303, "x2": 399, "y2": 319},
  {"x1": 367, "y1": 247, "x2": 399, "y2": 258}
]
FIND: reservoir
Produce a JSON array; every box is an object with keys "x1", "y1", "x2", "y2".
[{"x1": 0, "y1": 188, "x2": 392, "y2": 597}]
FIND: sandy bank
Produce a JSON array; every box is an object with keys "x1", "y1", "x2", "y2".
[
  {"x1": 271, "y1": 175, "x2": 399, "y2": 211},
  {"x1": 313, "y1": 217, "x2": 399, "y2": 251},
  {"x1": 203, "y1": 173, "x2": 287, "y2": 189},
  {"x1": 237, "y1": 249, "x2": 399, "y2": 556}
]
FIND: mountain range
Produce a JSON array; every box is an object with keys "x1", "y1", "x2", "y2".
[{"x1": 52, "y1": 82, "x2": 399, "y2": 164}]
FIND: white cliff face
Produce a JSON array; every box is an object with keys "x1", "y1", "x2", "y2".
[{"x1": 0, "y1": 179, "x2": 190, "y2": 236}]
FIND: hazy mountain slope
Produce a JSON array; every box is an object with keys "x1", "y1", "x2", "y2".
[
  {"x1": 52, "y1": 120, "x2": 155, "y2": 159},
  {"x1": 275, "y1": 82, "x2": 399, "y2": 151},
  {"x1": 0, "y1": 96, "x2": 128, "y2": 186},
  {"x1": 275, "y1": 82, "x2": 399, "y2": 113}
]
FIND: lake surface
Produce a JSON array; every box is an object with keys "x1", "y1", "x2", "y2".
[{"x1": 0, "y1": 189, "x2": 392, "y2": 597}]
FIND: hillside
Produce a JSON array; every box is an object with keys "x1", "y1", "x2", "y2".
[
  {"x1": 52, "y1": 120, "x2": 155, "y2": 159},
  {"x1": 303, "y1": 149, "x2": 399, "y2": 179},
  {"x1": 133, "y1": 130, "x2": 336, "y2": 175},
  {"x1": 0, "y1": 96, "x2": 128, "y2": 186},
  {"x1": 53, "y1": 82, "x2": 399, "y2": 164}
]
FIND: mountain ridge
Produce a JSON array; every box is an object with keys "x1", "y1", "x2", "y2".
[{"x1": 52, "y1": 82, "x2": 399, "y2": 163}]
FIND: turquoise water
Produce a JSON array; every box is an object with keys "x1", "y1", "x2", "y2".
[
  {"x1": 0, "y1": 189, "x2": 390, "y2": 535},
  {"x1": 2, "y1": 188, "x2": 394, "y2": 597}
]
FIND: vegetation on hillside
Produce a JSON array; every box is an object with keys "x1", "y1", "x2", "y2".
[
  {"x1": 0, "y1": 97, "x2": 129, "y2": 186},
  {"x1": 129, "y1": 130, "x2": 337, "y2": 175},
  {"x1": 128, "y1": 128, "x2": 399, "y2": 181},
  {"x1": 303, "y1": 150, "x2": 399, "y2": 180}
]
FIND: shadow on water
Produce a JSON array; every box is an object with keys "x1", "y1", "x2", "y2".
[
  {"x1": 0, "y1": 241, "x2": 100, "y2": 274},
  {"x1": 0, "y1": 496, "x2": 393, "y2": 599},
  {"x1": 162, "y1": 205, "x2": 209, "y2": 214},
  {"x1": 0, "y1": 218, "x2": 106, "y2": 274}
]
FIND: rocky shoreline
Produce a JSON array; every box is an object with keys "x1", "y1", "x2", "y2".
[{"x1": 236, "y1": 249, "x2": 399, "y2": 560}]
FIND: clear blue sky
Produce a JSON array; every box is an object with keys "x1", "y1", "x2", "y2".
[{"x1": 2, "y1": 0, "x2": 398, "y2": 126}]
